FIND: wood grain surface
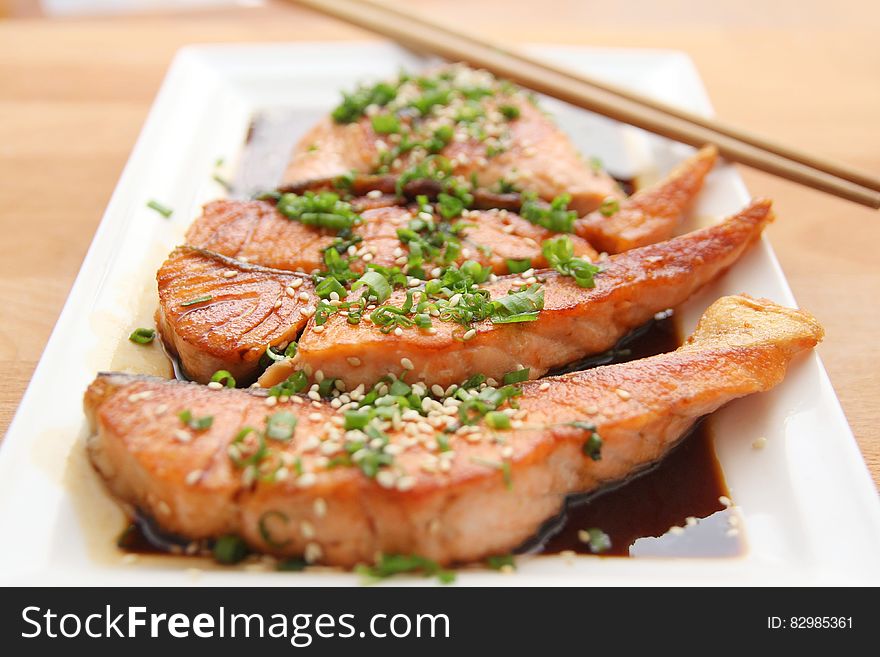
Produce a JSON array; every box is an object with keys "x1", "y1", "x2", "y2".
[{"x1": 0, "y1": 0, "x2": 878, "y2": 488}]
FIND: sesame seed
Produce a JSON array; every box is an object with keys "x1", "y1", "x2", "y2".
[
  {"x1": 273, "y1": 299, "x2": 282, "y2": 309},
  {"x1": 301, "y1": 520, "x2": 316, "y2": 539},
  {"x1": 307, "y1": 390, "x2": 321, "y2": 401},
  {"x1": 301, "y1": 306, "x2": 315, "y2": 318},
  {"x1": 297, "y1": 472, "x2": 317, "y2": 488},
  {"x1": 309, "y1": 412, "x2": 324, "y2": 422},
  {"x1": 207, "y1": 381, "x2": 223, "y2": 390},
  {"x1": 223, "y1": 270, "x2": 237, "y2": 279},
  {"x1": 719, "y1": 495, "x2": 732, "y2": 508},
  {"x1": 289, "y1": 278, "x2": 303, "y2": 289},
  {"x1": 539, "y1": 382, "x2": 550, "y2": 391},
  {"x1": 396, "y1": 475, "x2": 416, "y2": 491},
  {"x1": 431, "y1": 384, "x2": 445, "y2": 397},
  {"x1": 157, "y1": 501, "x2": 171, "y2": 516},
  {"x1": 376, "y1": 470, "x2": 397, "y2": 488},
  {"x1": 185, "y1": 470, "x2": 202, "y2": 486},
  {"x1": 400, "y1": 357, "x2": 415, "y2": 370},
  {"x1": 462, "y1": 329, "x2": 476, "y2": 341},
  {"x1": 127, "y1": 391, "x2": 153, "y2": 403},
  {"x1": 669, "y1": 526, "x2": 685, "y2": 535},
  {"x1": 265, "y1": 395, "x2": 278, "y2": 407},
  {"x1": 313, "y1": 498, "x2": 327, "y2": 518},
  {"x1": 394, "y1": 327, "x2": 403, "y2": 337},
  {"x1": 366, "y1": 189, "x2": 382, "y2": 199},
  {"x1": 304, "y1": 542, "x2": 323, "y2": 563},
  {"x1": 173, "y1": 429, "x2": 192, "y2": 443},
  {"x1": 298, "y1": 291, "x2": 311, "y2": 302},
  {"x1": 615, "y1": 388, "x2": 631, "y2": 400}
]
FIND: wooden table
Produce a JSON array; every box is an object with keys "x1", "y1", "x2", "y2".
[{"x1": 1, "y1": 1, "x2": 878, "y2": 488}]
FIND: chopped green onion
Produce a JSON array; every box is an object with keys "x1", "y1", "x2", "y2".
[
  {"x1": 583, "y1": 527, "x2": 612, "y2": 554},
  {"x1": 371, "y1": 113, "x2": 400, "y2": 134},
  {"x1": 344, "y1": 409, "x2": 372, "y2": 431},
  {"x1": 505, "y1": 258, "x2": 532, "y2": 274},
  {"x1": 258, "y1": 510, "x2": 291, "y2": 548},
  {"x1": 502, "y1": 367, "x2": 530, "y2": 384},
  {"x1": 180, "y1": 295, "x2": 212, "y2": 307},
  {"x1": 520, "y1": 192, "x2": 577, "y2": 233},
  {"x1": 265, "y1": 411, "x2": 297, "y2": 441},
  {"x1": 210, "y1": 370, "x2": 236, "y2": 388},
  {"x1": 542, "y1": 236, "x2": 601, "y2": 288},
  {"x1": 499, "y1": 104, "x2": 520, "y2": 120},
  {"x1": 269, "y1": 371, "x2": 308, "y2": 397},
  {"x1": 178, "y1": 409, "x2": 213, "y2": 431},
  {"x1": 228, "y1": 427, "x2": 266, "y2": 468},
  {"x1": 352, "y1": 270, "x2": 392, "y2": 303},
  {"x1": 146, "y1": 199, "x2": 173, "y2": 218},
  {"x1": 484, "y1": 411, "x2": 511, "y2": 430},
  {"x1": 276, "y1": 191, "x2": 361, "y2": 231},
  {"x1": 355, "y1": 553, "x2": 455, "y2": 584},
  {"x1": 128, "y1": 327, "x2": 156, "y2": 345},
  {"x1": 486, "y1": 554, "x2": 516, "y2": 570},
  {"x1": 599, "y1": 197, "x2": 620, "y2": 217},
  {"x1": 277, "y1": 558, "x2": 307, "y2": 572},
  {"x1": 213, "y1": 535, "x2": 248, "y2": 564}
]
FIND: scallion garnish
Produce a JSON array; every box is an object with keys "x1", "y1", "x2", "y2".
[
  {"x1": 486, "y1": 554, "x2": 516, "y2": 570},
  {"x1": 276, "y1": 191, "x2": 361, "y2": 231},
  {"x1": 128, "y1": 327, "x2": 156, "y2": 345},
  {"x1": 352, "y1": 270, "x2": 392, "y2": 303},
  {"x1": 258, "y1": 510, "x2": 291, "y2": 548},
  {"x1": 265, "y1": 411, "x2": 297, "y2": 441},
  {"x1": 484, "y1": 411, "x2": 511, "y2": 430},
  {"x1": 210, "y1": 370, "x2": 236, "y2": 388},
  {"x1": 502, "y1": 367, "x2": 530, "y2": 385},
  {"x1": 599, "y1": 197, "x2": 620, "y2": 217},
  {"x1": 505, "y1": 258, "x2": 532, "y2": 274},
  {"x1": 499, "y1": 104, "x2": 520, "y2": 120},
  {"x1": 542, "y1": 236, "x2": 602, "y2": 288},
  {"x1": 146, "y1": 199, "x2": 173, "y2": 218},
  {"x1": 180, "y1": 295, "x2": 212, "y2": 307},
  {"x1": 178, "y1": 409, "x2": 213, "y2": 431},
  {"x1": 371, "y1": 113, "x2": 401, "y2": 134},
  {"x1": 213, "y1": 535, "x2": 248, "y2": 564},
  {"x1": 520, "y1": 192, "x2": 577, "y2": 233},
  {"x1": 356, "y1": 553, "x2": 455, "y2": 584},
  {"x1": 583, "y1": 527, "x2": 612, "y2": 554}
]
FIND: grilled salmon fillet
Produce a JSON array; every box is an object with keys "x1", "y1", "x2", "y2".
[
  {"x1": 576, "y1": 145, "x2": 718, "y2": 253},
  {"x1": 282, "y1": 64, "x2": 623, "y2": 215},
  {"x1": 156, "y1": 247, "x2": 316, "y2": 384},
  {"x1": 185, "y1": 200, "x2": 597, "y2": 275},
  {"x1": 269, "y1": 199, "x2": 773, "y2": 390},
  {"x1": 85, "y1": 295, "x2": 823, "y2": 566}
]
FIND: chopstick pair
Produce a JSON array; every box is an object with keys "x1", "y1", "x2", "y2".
[{"x1": 288, "y1": 0, "x2": 880, "y2": 209}]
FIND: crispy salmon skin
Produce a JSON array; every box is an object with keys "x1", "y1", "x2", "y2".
[{"x1": 85, "y1": 295, "x2": 822, "y2": 567}]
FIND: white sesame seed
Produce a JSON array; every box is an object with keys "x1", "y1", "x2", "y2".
[
  {"x1": 185, "y1": 470, "x2": 202, "y2": 486},
  {"x1": 223, "y1": 269, "x2": 237, "y2": 279},
  {"x1": 313, "y1": 498, "x2": 327, "y2": 518},
  {"x1": 431, "y1": 384, "x2": 445, "y2": 397},
  {"x1": 273, "y1": 299, "x2": 282, "y2": 309},
  {"x1": 463, "y1": 329, "x2": 476, "y2": 341},
  {"x1": 366, "y1": 189, "x2": 382, "y2": 199},
  {"x1": 304, "y1": 542, "x2": 323, "y2": 563},
  {"x1": 669, "y1": 526, "x2": 685, "y2": 535},
  {"x1": 264, "y1": 395, "x2": 278, "y2": 407},
  {"x1": 376, "y1": 470, "x2": 397, "y2": 488},
  {"x1": 127, "y1": 391, "x2": 153, "y2": 403},
  {"x1": 285, "y1": 286, "x2": 296, "y2": 297},
  {"x1": 314, "y1": 369, "x2": 325, "y2": 383},
  {"x1": 539, "y1": 381, "x2": 550, "y2": 391},
  {"x1": 719, "y1": 495, "x2": 732, "y2": 508},
  {"x1": 157, "y1": 501, "x2": 171, "y2": 516},
  {"x1": 615, "y1": 388, "x2": 631, "y2": 400},
  {"x1": 289, "y1": 278, "x2": 303, "y2": 289},
  {"x1": 301, "y1": 306, "x2": 315, "y2": 318},
  {"x1": 400, "y1": 357, "x2": 415, "y2": 370},
  {"x1": 298, "y1": 291, "x2": 311, "y2": 302},
  {"x1": 301, "y1": 520, "x2": 316, "y2": 539},
  {"x1": 394, "y1": 327, "x2": 403, "y2": 337},
  {"x1": 173, "y1": 429, "x2": 192, "y2": 443},
  {"x1": 206, "y1": 381, "x2": 223, "y2": 390},
  {"x1": 309, "y1": 412, "x2": 324, "y2": 422},
  {"x1": 297, "y1": 472, "x2": 317, "y2": 488},
  {"x1": 307, "y1": 390, "x2": 321, "y2": 401},
  {"x1": 396, "y1": 475, "x2": 416, "y2": 491}
]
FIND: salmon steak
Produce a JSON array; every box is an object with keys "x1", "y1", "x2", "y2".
[
  {"x1": 281, "y1": 63, "x2": 623, "y2": 215},
  {"x1": 85, "y1": 295, "x2": 823, "y2": 567},
  {"x1": 160, "y1": 199, "x2": 771, "y2": 387},
  {"x1": 185, "y1": 199, "x2": 597, "y2": 275},
  {"x1": 263, "y1": 199, "x2": 774, "y2": 390}
]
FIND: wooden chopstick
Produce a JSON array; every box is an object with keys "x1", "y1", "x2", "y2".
[
  {"x1": 356, "y1": 0, "x2": 880, "y2": 195},
  {"x1": 290, "y1": 0, "x2": 880, "y2": 209}
]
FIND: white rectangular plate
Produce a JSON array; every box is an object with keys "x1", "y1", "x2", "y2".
[{"x1": 2, "y1": 43, "x2": 878, "y2": 586}]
